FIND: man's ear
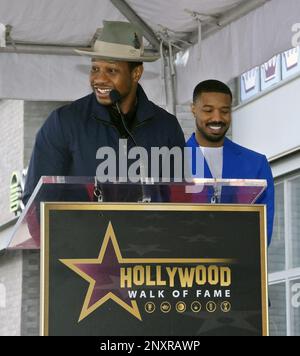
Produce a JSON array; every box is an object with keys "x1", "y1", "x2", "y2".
[
  {"x1": 191, "y1": 102, "x2": 196, "y2": 118},
  {"x1": 132, "y1": 65, "x2": 144, "y2": 83}
]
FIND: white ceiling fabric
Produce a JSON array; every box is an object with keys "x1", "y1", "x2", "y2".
[
  {"x1": 0, "y1": 0, "x2": 245, "y2": 44},
  {"x1": 0, "y1": 0, "x2": 299, "y2": 104},
  {"x1": 175, "y1": 0, "x2": 300, "y2": 103},
  {"x1": 0, "y1": 0, "x2": 125, "y2": 45},
  {"x1": 127, "y1": 0, "x2": 245, "y2": 33}
]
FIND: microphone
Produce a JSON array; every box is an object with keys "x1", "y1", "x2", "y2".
[
  {"x1": 109, "y1": 90, "x2": 151, "y2": 203},
  {"x1": 109, "y1": 89, "x2": 121, "y2": 104},
  {"x1": 109, "y1": 89, "x2": 138, "y2": 146}
]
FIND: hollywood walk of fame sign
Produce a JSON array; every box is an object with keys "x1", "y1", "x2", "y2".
[{"x1": 41, "y1": 203, "x2": 268, "y2": 336}]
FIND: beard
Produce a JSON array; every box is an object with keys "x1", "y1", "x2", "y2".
[{"x1": 196, "y1": 121, "x2": 229, "y2": 143}]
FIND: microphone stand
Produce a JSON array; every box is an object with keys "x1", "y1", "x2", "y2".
[
  {"x1": 211, "y1": 180, "x2": 221, "y2": 204},
  {"x1": 113, "y1": 101, "x2": 152, "y2": 203}
]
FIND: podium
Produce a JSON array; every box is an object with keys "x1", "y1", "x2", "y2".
[{"x1": 7, "y1": 177, "x2": 268, "y2": 336}]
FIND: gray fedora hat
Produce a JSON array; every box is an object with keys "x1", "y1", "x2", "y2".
[{"x1": 75, "y1": 21, "x2": 160, "y2": 62}]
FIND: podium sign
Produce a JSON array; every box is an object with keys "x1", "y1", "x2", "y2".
[{"x1": 41, "y1": 203, "x2": 268, "y2": 336}]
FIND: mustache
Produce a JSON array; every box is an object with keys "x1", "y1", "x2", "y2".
[{"x1": 206, "y1": 122, "x2": 226, "y2": 127}]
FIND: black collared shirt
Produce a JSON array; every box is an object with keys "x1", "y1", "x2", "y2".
[{"x1": 107, "y1": 104, "x2": 137, "y2": 138}]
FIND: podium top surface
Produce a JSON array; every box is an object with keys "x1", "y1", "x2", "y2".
[{"x1": 5, "y1": 176, "x2": 267, "y2": 250}]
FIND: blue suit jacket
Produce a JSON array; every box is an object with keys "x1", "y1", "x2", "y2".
[{"x1": 186, "y1": 133, "x2": 274, "y2": 245}]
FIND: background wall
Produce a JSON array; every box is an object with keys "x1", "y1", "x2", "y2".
[
  {"x1": 232, "y1": 76, "x2": 300, "y2": 160},
  {"x1": 0, "y1": 100, "x2": 24, "y2": 226},
  {"x1": 0, "y1": 250, "x2": 23, "y2": 336}
]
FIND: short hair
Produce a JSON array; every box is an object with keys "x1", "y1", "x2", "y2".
[
  {"x1": 91, "y1": 58, "x2": 142, "y2": 72},
  {"x1": 128, "y1": 61, "x2": 143, "y2": 72},
  {"x1": 193, "y1": 80, "x2": 233, "y2": 103}
]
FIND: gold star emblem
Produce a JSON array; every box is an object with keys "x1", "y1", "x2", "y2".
[{"x1": 60, "y1": 222, "x2": 141, "y2": 322}]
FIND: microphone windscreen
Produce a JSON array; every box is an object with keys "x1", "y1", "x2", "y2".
[{"x1": 109, "y1": 89, "x2": 121, "y2": 104}]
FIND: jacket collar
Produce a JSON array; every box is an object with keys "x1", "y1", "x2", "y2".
[
  {"x1": 90, "y1": 84, "x2": 155, "y2": 125},
  {"x1": 188, "y1": 133, "x2": 241, "y2": 156},
  {"x1": 187, "y1": 133, "x2": 211, "y2": 178},
  {"x1": 222, "y1": 137, "x2": 242, "y2": 178},
  {"x1": 223, "y1": 137, "x2": 241, "y2": 156},
  {"x1": 187, "y1": 134, "x2": 241, "y2": 178}
]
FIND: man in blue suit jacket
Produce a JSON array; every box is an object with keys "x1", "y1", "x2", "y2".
[{"x1": 186, "y1": 80, "x2": 274, "y2": 246}]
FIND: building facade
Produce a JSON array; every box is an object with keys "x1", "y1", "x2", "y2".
[{"x1": 233, "y1": 46, "x2": 300, "y2": 336}]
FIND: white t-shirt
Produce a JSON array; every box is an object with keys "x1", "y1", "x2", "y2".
[{"x1": 200, "y1": 146, "x2": 224, "y2": 178}]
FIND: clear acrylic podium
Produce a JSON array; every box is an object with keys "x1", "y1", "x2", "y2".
[
  {"x1": 7, "y1": 176, "x2": 267, "y2": 250},
  {"x1": 6, "y1": 177, "x2": 269, "y2": 336}
]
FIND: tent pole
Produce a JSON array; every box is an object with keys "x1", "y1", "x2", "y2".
[
  {"x1": 164, "y1": 47, "x2": 176, "y2": 116},
  {"x1": 0, "y1": 44, "x2": 158, "y2": 57},
  {"x1": 184, "y1": 0, "x2": 270, "y2": 50}
]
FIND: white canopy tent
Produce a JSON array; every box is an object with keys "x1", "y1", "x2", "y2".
[{"x1": 0, "y1": 0, "x2": 299, "y2": 110}]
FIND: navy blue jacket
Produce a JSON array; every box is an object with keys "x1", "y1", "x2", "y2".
[
  {"x1": 187, "y1": 133, "x2": 274, "y2": 245},
  {"x1": 24, "y1": 85, "x2": 186, "y2": 203}
]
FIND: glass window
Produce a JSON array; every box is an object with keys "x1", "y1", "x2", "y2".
[
  {"x1": 268, "y1": 183, "x2": 285, "y2": 273},
  {"x1": 290, "y1": 279, "x2": 300, "y2": 336},
  {"x1": 289, "y1": 177, "x2": 300, "y2": 269},
  {"x1": 269, "y1": 283, "x2": 287, "y2": 336}
]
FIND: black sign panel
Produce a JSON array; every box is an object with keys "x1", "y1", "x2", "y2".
[{"x1": 41, "y1": 203, "x2": 268, "y2": 336}]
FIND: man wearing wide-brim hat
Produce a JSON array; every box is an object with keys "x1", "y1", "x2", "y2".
[{"x1": 23, "y1": 21, "x2": 186, "y2": 203}]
